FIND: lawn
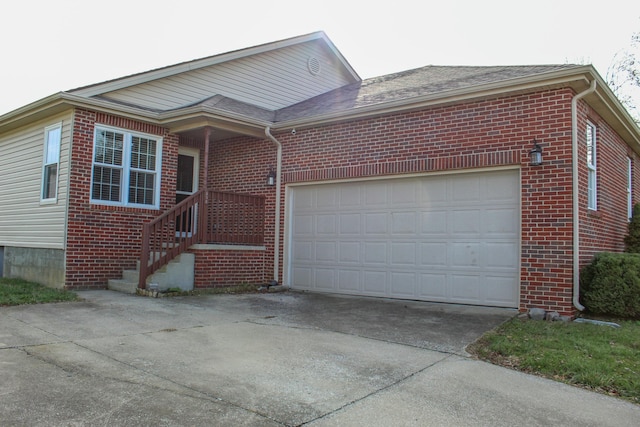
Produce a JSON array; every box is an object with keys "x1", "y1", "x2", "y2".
[
  {"x1": 468, "y1": 316, "x2": 640, "y2": 404},
  {"x1": 0, "y1": 278, "x2": 78, "y2": 306}
]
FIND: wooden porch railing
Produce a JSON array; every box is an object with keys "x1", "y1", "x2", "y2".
[{"x1": 139, "y1": 190, "x2": 265, "y2": 289}]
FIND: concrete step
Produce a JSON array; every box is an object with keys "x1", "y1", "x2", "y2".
[
  {"x1": 122, "y1": 269, "x2": 139, "y2": 283},
  {"x1": 146, "y1": 253, "x2": 195, "y2": 292},
  {"x1": 109, "y1": 253, "x2": 195, "y2": 295},
  {"x1": 107, "y1": 278, "x2": 137, "y2": 294}
]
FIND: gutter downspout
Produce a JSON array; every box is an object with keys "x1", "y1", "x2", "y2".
[
  {"x1": 265, "y1": 127, "x2": 282, "y2": 285},
  {"x1": 571, "y1": 79, "x2": 597, "y2": 311}
]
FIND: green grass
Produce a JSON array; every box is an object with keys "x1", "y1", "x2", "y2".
[
  {"x1": 468, "y1": 317, "x2": 640, "y2": 404},
  {"x1": 0, "y1": 278, "x2": 79, "y2": 306}
]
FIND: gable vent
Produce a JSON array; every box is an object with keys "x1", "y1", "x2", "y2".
[{"x1": 307, "y1": 57, "x2": 321, "y2": 76}]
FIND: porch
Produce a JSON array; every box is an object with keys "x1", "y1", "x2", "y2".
[
  {"x1": 106, "y1": 188, "x2": 267, "y2": 293},
  {"x1": 138, "y1": 189, "x2": 266, "y2": 289}
]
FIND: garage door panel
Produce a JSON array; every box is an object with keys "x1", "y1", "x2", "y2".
[
  {"x1": 391, "y1": 242, "x2": 417, "y2": 265},
  {"x1": 315, "y1": 269, "x2": 336, "y2": 290},
  {"x1": 452, "y1": 243, "x2": 481, "y2": 267},
  {"x1": 392, "y1": 211, "x2": 417, "y2": 234},
  {"x1": 317, "y1": 187, "x2": 338, "y2": 209},
  {"x1": 485, "y1": 242, "x2": 518, "y2": 268},
  {"x1": 315, "y1": 241, "x2": 337, "y2": 262},
  {"x1": 421, "y1": 242, "x2": 447, "y2": 266},
  {"x1": 450, "y1": 274, "x2": 482, "y2": 302},
  {"x1": 364, "y1": 242, "x2": 387, "y2": 264},
  {"x1": 363, "y1": 271, "x2": 387, "y2": 294},
  {"x1": 338, "y1": 270, "x2": 361, "y2": 292},
  {"x1": 419, "y1": 274, "x2": 447, "y2": 300},
  {"x1": 340, "y1": 183, "x2": 361, "y2": 207},
  {"x1": 452, "y1": 177, "x2": 481, "y2": 202},
  {"x1": 451, "y1": 210, "x2": 482, "y2": 235},
  {"x1": 339, "y1": 241, "x2": 360, "y2": 263},
  {"x1": 485, "y1": 275, "x2": 519, "y2": 304},
  {"x1": 365, "y1": 183, "x2": 388, "y2": 206},
  {"x1": 421, "y1": 210, "x2": 448, "y2": 235},
  {"x1": 292, "y1": 267, "x2": 312, "y2": 287},
  {"x1": 289, "y1": 170, "x2": 519, "y2": 308},
  {"x1": 316, "y1": 214, "x2": 337, "y2": 234},
  {"x1": 294, "y1": 215, "x2": 314, "y2": 235},
  {"x1": 292, "y1": 241, "x2": 313, "y2": 262},
  {"x1": 485, "y1": 208, "x2": 519, "y2": 235},
  {"x1": 392, "y1": 180, "x2": 418, "y2": 204},
  {"x1": 339, "y1": 213, "x2": 361, "y2": 234},
  {"x1": 487, "y1": 173, "x2": 519, "y2": 200},
  {"x1": 294, "y1": 190, "x2": 314, "y2": 209},
  {"x1": 364, "y1": 212, "x2": 388, "y2": 234},
  {"x1": 421, "y1": 180, "x2": 447, "y2": 204},
  {"x1": 390, "y1": 272, "x2": 416, "y2": 297}
]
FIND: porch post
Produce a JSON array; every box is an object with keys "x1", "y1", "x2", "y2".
[
  {"x1": 203, "y1": 127, "x2": 211, "y2": 193},
  {"x1": 199, "y1": 127, "x2": 211, "y2": 242}
]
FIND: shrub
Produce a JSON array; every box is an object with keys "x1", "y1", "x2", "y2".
[
  {"x1": 625, "y1": 203, "x2": 640, "y2": 253},
  {"x1": 580, "y1": 252, "x2": 640, "y2": 318}
]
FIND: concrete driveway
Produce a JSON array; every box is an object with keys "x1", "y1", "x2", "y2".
[{"x1": 1, "y1": 290, "x2": 638, "y2": 426}]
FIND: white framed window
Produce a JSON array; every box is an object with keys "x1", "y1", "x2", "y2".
[
  {"x1": 90, "y1": 126, "x2": 162, "y2": 209},
  {"x1": 586, "y1": 121, "x2": 597, "y2": 210},
  {"x1": 41, "y1": 123, "x2": 62, "y2": 202},
  {"x1": 628, "y1": 157, "x2": 633, "y2": 220}
]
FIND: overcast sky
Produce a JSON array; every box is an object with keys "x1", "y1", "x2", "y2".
[{"x1": 1, "y1": 0, "x2": 639, "y2": 116}]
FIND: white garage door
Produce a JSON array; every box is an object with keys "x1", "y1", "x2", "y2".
[{"x1": 286, "y1": 169, "x2": 520, "y2": 307}]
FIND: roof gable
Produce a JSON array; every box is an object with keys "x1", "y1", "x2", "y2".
[{"x1": 69, "y1": 32, "x2": 360, "y2": 112}]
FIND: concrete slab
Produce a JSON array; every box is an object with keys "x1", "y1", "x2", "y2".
[
  {"x1": 308, "y1": 356, "x2": 640, "y2": 426},
  {"x1": 1, "y1": 290, "x2": 638, "y2": 426}
]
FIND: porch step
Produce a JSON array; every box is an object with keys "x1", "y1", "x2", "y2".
[{"x1": 108, "y1": 253, "x2": 195, "y2": 295}]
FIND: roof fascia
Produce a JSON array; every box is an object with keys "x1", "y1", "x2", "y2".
[{"x1": 70, "y1": 31, "x2": 360, "y2": 98}]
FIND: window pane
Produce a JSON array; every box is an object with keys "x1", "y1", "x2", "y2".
[
  {"x1": 131, "y1": 136, "x2": 156, "y2": 171},
  {"x1": 46, "y1": 127, "x2": 61, "y2": 164},
  {"x1": 586, "y1": 124, "x2": 595, "y2": 167},
  {"x1": 92, "y1": 166, "x2": 121, "y2": 202},
  {"x1": 129, "y1": 171, "x2": 155, "y2": 205},
  {"x1": 95, "y1": 129, "x2": 124, "y2": 166},
  {"x1": 42, "y1": 164, "x2": 57, "y2": 199},
  {"x1": 588, "y1": 170, "x2": 596, "y2": 209}
]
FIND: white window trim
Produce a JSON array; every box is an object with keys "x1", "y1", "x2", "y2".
[
  {"x1": 90, "y1": 125, "x2": 163, "y2": 209},
  {"x1": 586, "y1": 121, "x2": 597, "y2": 210},
  {"x1": 41, "y1": 122, "x2": 62, "y2": 203}
]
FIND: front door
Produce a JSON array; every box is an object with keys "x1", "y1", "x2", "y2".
[{"x1": 176, "y1": 147, "x2": 199, "y2": 236}]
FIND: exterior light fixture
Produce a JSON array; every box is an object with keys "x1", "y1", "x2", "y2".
[
  {"x1": 266, "y1": 167, "x2": 276, "y2": 186},
  {"x1": 529, "y1": 140, "x2": 543, "y2": 166}
]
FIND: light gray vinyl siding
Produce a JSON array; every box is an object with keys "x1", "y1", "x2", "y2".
[
  {"x1": 102, "y1": 40, "x2": 353, "y2": 111},
  {"x1": 0, "y1": 111, "x2": 72, "y2": 249}
]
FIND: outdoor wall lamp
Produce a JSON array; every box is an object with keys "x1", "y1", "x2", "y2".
[
  {"x1": 529, "y1": 139, "x2": 543, "y2": 166},
  {"x1": 266, "y1": 167, "x2": 276, "y2": 186}
]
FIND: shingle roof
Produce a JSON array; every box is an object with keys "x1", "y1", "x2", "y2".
[{"x1": 275, "y1": 64, "x2": 582, "y2": 122}]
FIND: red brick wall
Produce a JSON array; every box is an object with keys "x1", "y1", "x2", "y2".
[
  {"x1": 189, "y1": 247, "x2": 267, "y2": 288},
  {"x1": 578, "y1": 103, "x2": 640, "y2": 263},
  {"x1": 65, "y1": 109, "x2": 178, "y2": 288},
  {"x1": 206, "y1": 136, "x2": 279, "y2": 283}
]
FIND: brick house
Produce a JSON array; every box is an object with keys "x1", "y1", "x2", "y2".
[{"x1": 1, "y1": 32, "x2": 639, "y2": 316}]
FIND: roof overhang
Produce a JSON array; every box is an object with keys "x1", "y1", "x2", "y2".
[
  {"x1": 2, "y1": 66, "x2": 638, "y2": 152},
  {"x1": 273, "y1": 65, "x2": 640, "y2": 152},
  {"x1": 0, "y1": 93, "x2": 269, "y2": 139}
]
